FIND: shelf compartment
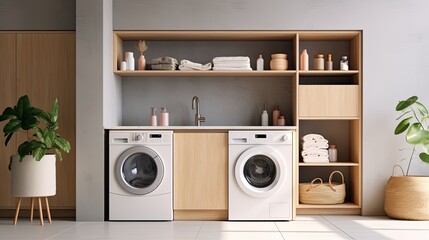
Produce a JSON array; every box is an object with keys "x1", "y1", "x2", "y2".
[
  {"x1": 297, "y1": 202, "x2": 361, "y2": 215},
  {"x1": 299, "y1": 162, "x2": 359, "y2": 167},
  {"x1": 299, "y1": 70, "x2": 359, "y2": 76},
  {"x1": 114, "y1": 70, "x2": 296, "y2": 77},
  {"x1": 298, "y1": 85, "x2": 359, "y2": 118}
]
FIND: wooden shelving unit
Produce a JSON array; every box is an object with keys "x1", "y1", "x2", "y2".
[{"x1": 113, "y1": 30, "x2": 362, "y2": 218}]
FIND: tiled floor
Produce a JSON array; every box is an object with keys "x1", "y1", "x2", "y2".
[{"x1": 1, "y1": 215, "x2": 428, "y2": 240}]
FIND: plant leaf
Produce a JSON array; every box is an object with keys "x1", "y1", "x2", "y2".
[
  {"x1": 20, "y1": 115, "x2": 39, "y2": 130},
  {"x1": 55, "y1": 148, "x2": 63, "y2": 161},
  {"x1": 33, "y1": 147, "x2": 44, "y2": 161},
  {"x1": 394, "y1": 116, "x2": 413, "y2": 135},
  {"x1": 396, "y1": 110, "x2": 411, "y2": 121},
  {"x1": 0, "y1": 107, "x2": 16, "y2": 121},
  {"x1": 15, "y1": 95, "x2": 30, "y2": 118},
  {"x1": 50, "y1": 98, "x2": 59, "y2": 123},
  {"x1": 406, "y1": 123, "x2": 429, "y2": 144},
  {"x1": 3, "y1": 119, "x2": 21, "y2": 135},
  {"x1": 5, "y1": 133, "x2": 13, "y2": 146},
  {"x1": 396, "y1": 96, "x2": 418, "y2": 111},
  {"x1": 419, "y1": 153, "x2": 429, "y2": 164},
  {"x1": 54, "y1": 137, "x2": 71, "y2": 153},
  {"x1": 415, "y1": 101, "x2": 429, "y2": 117}
]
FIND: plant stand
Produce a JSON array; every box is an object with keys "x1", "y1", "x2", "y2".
[{"x1": 13, "y1": 197, "x2": 52, "y2": 226}]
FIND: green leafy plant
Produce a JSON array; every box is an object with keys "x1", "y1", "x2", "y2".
[
  {"x1": 0, "y1": 95, "x2": 71, "y2": 170},
  {"x1": 394, "y1": 96, "x2": 429, "y2": 175}
]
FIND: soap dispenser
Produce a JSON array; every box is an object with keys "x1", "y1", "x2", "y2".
[
  {"x1": 261, "y1": 104, "x2": 269, "y2": 126},
  {"x1": 150, "y1": 107, "x2": 157, "y2": 126}
]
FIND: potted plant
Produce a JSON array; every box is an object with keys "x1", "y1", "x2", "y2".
[
  {"x1": 385, "y1": 96, "x2": 429, "y2": 220},
  {"x1": 0, "y1": 95, "x2": 71, "y2": 198}
]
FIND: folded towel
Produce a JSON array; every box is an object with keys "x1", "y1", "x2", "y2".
[
  {"x1": 302, "y1": 142, "x2": 329, "y2": 149},
  {"x1": 213, "y1": 60, "x2": 250, "y2": 65},
  {"x1": 149, "y1": 56, "x2": 178, "y2": 65},
  {"x1": 212, "y1": 66, "x2": 253, "y2": 71},
  {"x1": 303, "y1": 134, "x2": 326, "y2": 142},
  {"x1": 151, "y1": 64, "x2": 177, "y2": 70},
  {"x1": 213, "y1": 56, "x2": 250, "y2": 62},
  {"x1": 302, "y1": 150, "x2": 329, "y2": 158},
  {"x1": 179, "y1": 60, "x2": 212, "y2": 71},
  {"x1": 303, "y1": 157, "x2": 329, "y2": 163},
  {"x1": 302, "y1": 139, "x2": 329, "y2": 144},
  {"x1": 213, "y1": 63, "x2": 251, "y2": 68}
]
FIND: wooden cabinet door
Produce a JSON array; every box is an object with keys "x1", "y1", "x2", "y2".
[
  {"x1": 174, "y1": 132, "x2": 228, "y2": 220},
  {"x1": 0, "y1": 33, "x2": 17, "y2": 209},
  {"x1": 16, "y1": 33, "x2": 76, "y2": 209}
]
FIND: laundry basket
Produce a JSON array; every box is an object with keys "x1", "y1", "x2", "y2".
[{"x1": 299, "y1": 171, "x2": 346, "y2": 204}]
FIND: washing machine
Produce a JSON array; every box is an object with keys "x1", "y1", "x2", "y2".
[
  {"x1": 109, "y1": 130, "x2": 173, "y2": 220},
  {"x1": 228, "y1": 131, "x2": 293, "y2": 220}
]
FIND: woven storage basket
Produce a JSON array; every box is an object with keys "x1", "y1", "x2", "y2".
[
  {"x1": 299, "y1": 171, "x2": 346, "y2": 204},
  {"x1": 384, "y1": 165, "x2": 429, "y2": 220}
]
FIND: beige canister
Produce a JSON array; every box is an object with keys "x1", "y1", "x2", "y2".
[
  {"x1": 314, "y1": 54, "x2": 324, "y2": 70},
  {"x1": 270, "y1": 54, "x2": 288, "y2": 70}
]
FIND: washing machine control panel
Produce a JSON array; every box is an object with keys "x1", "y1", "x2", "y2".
[
  {"x1": 110, "y1": 131, "x2": 173, "y2": 145},
  {"x1": 229, "y1": 131, "x2": 293, "y2": 145}
]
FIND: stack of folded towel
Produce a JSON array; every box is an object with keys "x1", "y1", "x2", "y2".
[
  {"x1": 149, "y1": 56, "x2": 178, "y2": 70},
  {"x1": 301, "y1": 134, "x2": 329, "y2": 163},
  {"x1": 212, "y1": 56, "x2": 252, "y2": 71},
  {"x1": 179, "y1": 59, "x2": 212, "y2": 71}
]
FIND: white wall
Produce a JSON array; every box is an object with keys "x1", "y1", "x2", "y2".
[{"x1": 111, "y1": 0, "x2": 429, "y2": 216}]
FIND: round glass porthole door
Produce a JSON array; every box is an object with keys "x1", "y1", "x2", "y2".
[
  {"x1": 235, "y1": 146, "x2": 285, "y2": 198},
  {"x1": 243, "y1": 155, "x2": 276, "y2": 188},
  {"x1": 116, "y1": 146, "x2": 164, "y2": 195}
]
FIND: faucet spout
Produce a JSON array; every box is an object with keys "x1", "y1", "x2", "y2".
[{"x1": 192, "y1": 96, "x2": 205, "y2": 126}]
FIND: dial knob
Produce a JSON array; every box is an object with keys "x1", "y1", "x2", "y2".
[
  {"x1": 135, "y1": 133, "x2": 143, "y2": 141},
  {"x1": 282, "y1": 135, "x2": 288, "y2": 141}
]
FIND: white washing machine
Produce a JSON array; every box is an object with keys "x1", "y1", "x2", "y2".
[
  {"x1": 228, "y1": 131, "x2": 293, "y2": 220},
  {"x1": 109, "y1": 130, "x2": 173, "y2": 220}
]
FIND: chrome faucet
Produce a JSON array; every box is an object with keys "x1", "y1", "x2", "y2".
[{"x1": 192, "y1": 96, "x2": 205, "y2": 126}]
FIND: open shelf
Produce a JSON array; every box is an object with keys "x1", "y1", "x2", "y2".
[
  {"x1": 114, "y1": 70, "x2": 296, "y2": 77},
  {"x1": 297, "y1": 202, "x2": 361, "y2": 215},
  {"x1": 299, "y1": 162, "x2": 359, "y2": 167},
  {"x1": 299, "y1": 70, "x2": 359, "y2": 76},
  {"x1": 298, "y1": 202, "x2": 360, "y2": 209}
]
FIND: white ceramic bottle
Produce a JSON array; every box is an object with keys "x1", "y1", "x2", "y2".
[
  {"x1": 160, "y1": 107, "x2": 169, "y2": 126},
  {"x1": 150, "y1": 107, "x2": 157, "y2": 126},
  {"x1": 126, "y1": 52, "x2": 135, "y2": 71},
  {"x1": 256, "y1": 54, "x2": 264, "y2": 71},
  {"x1": 261, "y1": 104, "x2": 268, "y2": 126},
  {"x1": 300, "y1": 49, "x2": 309, "y2": 71}
]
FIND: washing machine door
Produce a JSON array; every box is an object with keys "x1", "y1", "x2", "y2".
[
  {"x1": 235, "y1": 145, "x2": 285, "y2": 198},
  {"x1": 115, "y1": 146, "x2": 164, "y2": 195}
]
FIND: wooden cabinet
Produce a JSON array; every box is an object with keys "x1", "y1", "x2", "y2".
[
  {"x1": 173, "y1": 132, "x2": 228, "y2": 220},
  {"x1": 113, "y1": 30, "x2": 362, "y2": 216},
  {"x1": 0, "y1": 32, "x2": 76, "y2": 217}
]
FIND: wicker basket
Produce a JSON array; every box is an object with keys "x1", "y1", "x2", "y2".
[
  {"x1": 384, "y1": 165, "x2": 429, "y2": 220},
  {"x1": 299, "y1": 171, "x2": 346, "y2": 204}
]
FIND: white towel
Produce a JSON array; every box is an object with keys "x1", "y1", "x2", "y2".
[
  {"x1": 303, "y1": 157, "x2": 329, "y2": 163},
  {"x1": 302, "y1": 149, "x2": 329, "y2": 158},
  {"x1": 213, "y1": 56, "x2": 250, "y2": 62},
  {"x1": 212, "y1": 66, "x2": 253, "y2": 71},
  {"x1": 302, "y1": 142, "x2": 329, "y2": 149},
  {"x1": 302, "y1": 139, "x2": 329, "y2": 144},
  {"x1": 213, "y1": 63, "x2": 251, "y2": 68},
  {"x1": 302, "y1": 134, "x2": 326, "y2": 142},
  {"x1": 179, "y1": 60, "x2": 212, "y2": 71}
]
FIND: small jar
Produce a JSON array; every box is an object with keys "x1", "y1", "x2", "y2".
[
  {"x1": 277, "y1": 116, "x2": 285, "y2": 126},
  {"x1": 120, "y1": 61, "x2": 127, "y2": 71},
  {"x1": 340, "y1": 56, "x2": 349, "y2": 71},
  {"x1": 160, "y1": 107, "x2": 169, "y2": 126},
  {"x1": 328, "y1": 144, "x2": 338, "y2": 162},
  {"x1": 270, "y1": 54, "x2": 288, "y2": 70},
  {"x1": 314, "y1": 54, "x2": 324, "y2": 70}
]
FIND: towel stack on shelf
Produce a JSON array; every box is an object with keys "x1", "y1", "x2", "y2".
[
  {"x1": 149, "y1": 56, "x2": 178, "y2": 70},
  {"x1": 301, "y1": 134, "x2": 329, "y2": 163},
  {"x1": 178, "y1": 59, "x2": 212, "y2": 71},
  {"x1": 212, "y1": 56, "x2": 252, "y2": 71}
]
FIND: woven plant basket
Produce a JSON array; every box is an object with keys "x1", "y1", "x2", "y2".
[
  {"x1": 299, "y1": 171, "x2": 346, "y2": 204},
  {"x1": 384, "y1": 165, "x2": 429, "y2": 220}
]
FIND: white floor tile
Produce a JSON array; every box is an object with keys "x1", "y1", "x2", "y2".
[
  {"x1": 200, "y1": 221, "x2": 278, "y2": 232},
  {"x1": 281, "y1": 231, "x2": 352, "y2": 240},
  {"x1": 196, "y1": 231, "x2": 284, "y2": 240}
]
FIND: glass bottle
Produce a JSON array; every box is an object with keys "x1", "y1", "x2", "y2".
[{"x1": 328, "y1": 144, "x2": 338, "y2": 162}]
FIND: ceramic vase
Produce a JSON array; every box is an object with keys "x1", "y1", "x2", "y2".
[{"x1": 138, "y1": 54, "x2": 146, "y2": 70}]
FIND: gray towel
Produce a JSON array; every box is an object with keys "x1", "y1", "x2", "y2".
[
  {"x1": 149, "y1": 56, "x2": 178, "y2": 65},
  {"x1": 151, "y1": 64, "x2": 177, "y2": 70}
]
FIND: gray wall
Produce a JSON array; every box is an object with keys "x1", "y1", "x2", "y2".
[
  {"x1": 0, "y1": 0, "x2": 75, "y2": 30},
  {"x1": 111, "y1": 0, "x2": 429, "y2": 216}
]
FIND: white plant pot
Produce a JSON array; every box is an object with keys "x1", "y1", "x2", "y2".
[{"x1": 10, "y1": 154, "x2": 56, "y2": 197}]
